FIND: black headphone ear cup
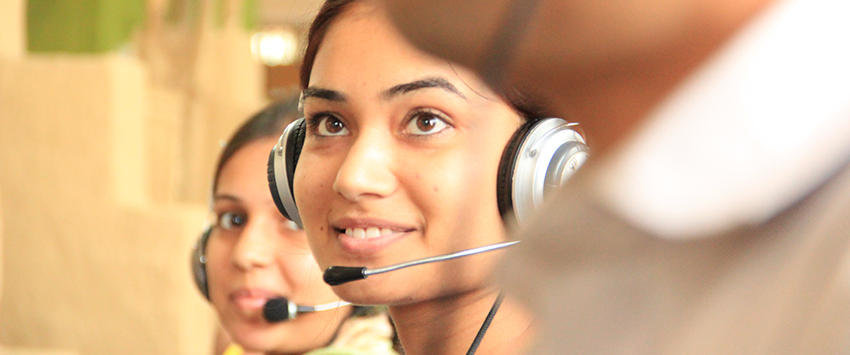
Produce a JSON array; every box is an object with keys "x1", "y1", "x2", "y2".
[
  {"x1": 191, "y1": 227, "x2": 212, "y2": 300},
  {"x1": 497, "y1": 120, "x2": 538, "y2": 223},
  {"x1": 268, "y1": 119, "x2": 307, "y2": 226},
  {"x1": 268, "y1": 149, "x2": 287, "y2": 218},
  {"x1": 286, "y1": 119, "x2": 307, "y2": 197}
]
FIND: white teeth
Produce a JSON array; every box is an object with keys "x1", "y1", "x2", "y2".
[
  {"x1": 344, "y1": 227, "x2": 396, "y2": 239},
  {"x1": 366, "y1": 227, "x2": 380, "y2": 238}
]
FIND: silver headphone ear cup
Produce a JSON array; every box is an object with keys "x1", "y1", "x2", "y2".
[
  {"x1": 268, "y1": 119, "x2": 306, "y2": 227},
  {"x1": 500, "y1": 118, "x2": 589, "y2": 225},
  {"x1": 191, "y1": 228, "x2": 211, "y2": 300},
  {"x1": 543, "y1": 140, "x2": 589, "y2": 196}
]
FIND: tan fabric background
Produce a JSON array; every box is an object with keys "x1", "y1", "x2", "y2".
[{"x1": 0, "y1": 1, "x2": 268, "y2": 353}]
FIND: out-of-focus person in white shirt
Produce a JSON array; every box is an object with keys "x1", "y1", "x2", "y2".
[{"x1": 379, "y1": 0, "x2": 850, "y2": 353}]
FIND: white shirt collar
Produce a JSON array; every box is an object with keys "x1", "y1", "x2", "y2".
[{"x1": 598, "y1": 0, "x2": 850, "y2": 238}]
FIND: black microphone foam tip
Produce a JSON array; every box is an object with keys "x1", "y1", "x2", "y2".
[
  {"x1": 323, "y1": 266, "x2": 367, "y2": 286},
  {"x1": 263, "y1": 297, "x2": 294, "y2": 323}
]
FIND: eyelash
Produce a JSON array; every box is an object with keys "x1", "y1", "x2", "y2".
[
  {"x1": 305, "y1": 111, "x2": 347, "y2": 137},
  {"x1": 215, "y1": 211, "x2": 246, "y2": 231},
  {"x1": 304, "y1": 108, "x2": 453, "y2": 138},
  {"x1": 404, "y1": 108, "x2": 453, "y2": 136}
]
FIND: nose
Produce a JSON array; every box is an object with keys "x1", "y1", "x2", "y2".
[
  {"x1": 333, "y1": 128, "x2": 398, "y2": 202},
  {"x1": 232, "y1": 217, "x2": 275, "y2": 271}
]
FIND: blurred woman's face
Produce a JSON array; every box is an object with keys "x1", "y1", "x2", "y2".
[
  {"x1": 295, "y1": 3, "x2": 522, "y2": 305},
  {"x1": 206, "y1": 138, "x2": 350, "y2": 353}
]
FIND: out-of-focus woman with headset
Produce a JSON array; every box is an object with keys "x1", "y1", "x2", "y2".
[{"x1": 192, "y1": 97, "x2": 400, "y2": 355}]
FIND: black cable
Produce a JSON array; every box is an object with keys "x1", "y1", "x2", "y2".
[{"x1": 466, "y1": 291, "x2": 506, "y2": 355}]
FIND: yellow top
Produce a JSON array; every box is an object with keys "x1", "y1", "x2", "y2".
[
  {"x1": 221, "y1": 313, "x2": 398, "y2": 355},
  {"x1": 222, "y1": 343, "x2": 245, "y2": 355}
]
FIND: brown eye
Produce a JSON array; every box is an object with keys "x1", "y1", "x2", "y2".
[
  {"x1": 407, "y1": 109, "x2": 450, "y2": 135},
  {"x1": 417, "y1": 116, "x2": 437, "y2": 132},
  {"x1": 217, "y1": 212, "x2": 246, "y2": 230},
  {"x1": 316, "y1": 115, "x2": 349, "y2": 136}
]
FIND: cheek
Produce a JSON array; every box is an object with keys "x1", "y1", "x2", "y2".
[
  {"x1": 292, "y1": 153, "x2": 337, "y2": 262},
  {"x1": 439, "y1": 132, "x2": 512, "y2": 235},
  {"x1": 280, "y1": 253, "x2": 339, "y2": 302},
  {"x1": 293, "y1": 155, "x2": 333, "y2": 218},
  {"x1": 204, "y1": 239, "x2": 233, "y2": 303},
  {"x1": 281, "y1": 253, "x2": 320, "y2": 283},
  {"x1": 415, "y1": 172, "x2": 440, "y2": 194},
  {"x1": 415, "y1": 148, "x2": 502, "y2": 224}
]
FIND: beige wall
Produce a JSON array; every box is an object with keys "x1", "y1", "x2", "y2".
[
  {"x1": 1, "y1": 3, "x2": 88, "y2": 353},
  {"x1": 144, "y1": 28, "x2": 264, "y2": 205},
  {"x1": 0, "y1": 2, "x2": 269, "y2": 353},
  {"x1": 0, "y1": 0, "x2": 24, "y2": 60},
  {"x1": 0, "y1": 55, "x2": 215, "y2": 355}
]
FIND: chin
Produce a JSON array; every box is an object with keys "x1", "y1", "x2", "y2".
[
  {"x1": 234, "y1": 330, "x2": 303, "y2": 355},
  {"x1": 230, "y1": 333, "x2": 273, "y2": 353},
  {"x1": 333, "y1": 272, "x2": 457, "y2": 307},
  {"x1": 330, "y1": 278, "x2": 409, "y2": 306}
]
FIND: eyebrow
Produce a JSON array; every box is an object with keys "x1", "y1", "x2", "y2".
[
  {"x1": 301, "y1": 87, "x2": 347, "y2": 103},
  {"x1": 302, "y1": 77, "x2": 467, "y2": 105},
  {"x1": 384, "y1": 77, "x2": 466, "y2": 100},
  {"x1": 212, "y1": 194, "x2": 240, "y2": 204}
]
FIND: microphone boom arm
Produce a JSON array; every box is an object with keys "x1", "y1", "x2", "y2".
[
  {"x1": 297, "y1": 300, "x2": 352, "y2": 312},
  {"x1": 367, "y1": 241, "x2": 519, "y2": 276},
  {"x1": 323, "y1": 241, "x2": 519, "y2": 286}
]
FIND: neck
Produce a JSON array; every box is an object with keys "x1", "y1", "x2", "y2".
[{"x1": 389, "y1": 288, "x2": 535, "y2": 355}]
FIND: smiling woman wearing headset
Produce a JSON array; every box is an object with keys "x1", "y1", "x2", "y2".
[
  {"x1": 191, "y1": 97, "x2": 400, "y2": 355},
  {"x1": 266, "y1": 1, "x2": 589, "y2": 354}
]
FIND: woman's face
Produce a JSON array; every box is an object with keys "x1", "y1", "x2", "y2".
[
  {"x1": 296, "y1": 3, "x2": 522, "y2": 305},
  {"x1": 206, "y1": 138, "x2": 349, "y2": 353}
]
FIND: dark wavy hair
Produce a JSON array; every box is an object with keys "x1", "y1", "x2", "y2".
[
  {"x1": 213, "y1": 97, "x2": 300, "y2": 192},
  {"x1": 299, "y1": 0, "x2": 552, "y2": 122}
]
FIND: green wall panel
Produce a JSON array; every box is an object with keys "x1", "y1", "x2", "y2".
[
  {"x1": 28, "y1": 0, "x2": 146, "y2": 53},
  {"x1": 28, "y1": 0, "x2": 258, "y2": 53}
]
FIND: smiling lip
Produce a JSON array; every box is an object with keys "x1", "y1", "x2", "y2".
[
  {"x1": 230, "y1": 288, "x2": 281, "y2": 311},
  {"x1": 333, "y1": 217, "x2": 415, "y2": 256}
]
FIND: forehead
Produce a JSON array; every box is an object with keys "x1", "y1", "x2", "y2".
[
  {"x1": 308, "y1": 3, "x2": 489, "y2": 97},
  {"x1": 216, "y1": 138, "x2": 277, "y2": 194}
]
